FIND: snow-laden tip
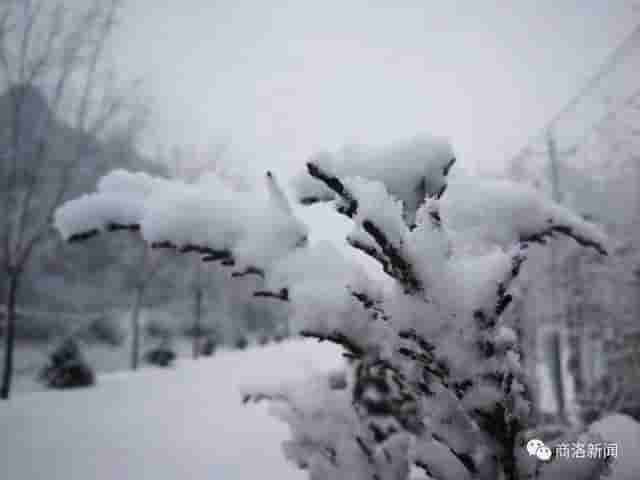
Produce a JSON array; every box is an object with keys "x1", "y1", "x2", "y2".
[
  {"x1": 291, "y1": 134, "x2": 455, "y2": 219},
  {"x1": 54, "y1": 169, "x2": 308, "y2": 269},
  {"x1": 441, "y1": 178, "x2": 609, "y2": 255}
]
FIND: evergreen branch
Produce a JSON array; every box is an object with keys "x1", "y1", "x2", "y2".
[
  {"x1": 347, "y1": 236, "x2": 391, "y2": 276},
  {"x1": 521, "y1": 224, "x2": 607, "y2": 256},
  {"x1": 306, "y1": 162, "x2": 358, "y2": 217},
  {"x1": 306, "y1": 161, "x2": 421, "y2": 292},
  {"x1": 299, "y1": 329, "x2": 365, "y2": 357},
  {"x1": 362, "y1": 219, "x2": 422, "y2": 293},
  {"x1": 66, "y1": 222, "x2": 240, "y2": 267},
  {"x1": 348, "y1": 288, "x2": 390, "y2": 321}
]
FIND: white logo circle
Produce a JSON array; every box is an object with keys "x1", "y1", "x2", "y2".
[
  {"x1": 536, "y1": 445, "x2": 552, "y2": 461},
  {"x1": 526, "y1": 438, "x2": 544, "y2": 456},
  {"x1": 526, "y1": 438, "x2": 552, "y2": 461}
]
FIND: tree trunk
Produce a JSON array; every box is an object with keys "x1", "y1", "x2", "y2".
[
  {"x1": 130, "y1": 286, "x2": 143, "y2": 370},
  {"x1": 1, "y1": 271, "x2": 20, "y2": 400},
  {"x1": 193, "y1": 286, "x2": 203, "y2": 359},
  {"x1": 548, "y1": 330, "x2": 568, "y2": 422}
]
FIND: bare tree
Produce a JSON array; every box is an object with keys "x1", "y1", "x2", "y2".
[
  {"x1": 0, "y1": 0, "x2": 136, "y2": 399},
  {"x1": 191, "y1": 260, "x2": 204, "y2": 359},
  {"x1": 128, "y1": 242, "x2": 167, "y2": 370}
]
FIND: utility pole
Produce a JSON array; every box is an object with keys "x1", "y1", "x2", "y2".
[
  {"x1": 546, "y1": 130, "x2": 569, "y2": 422},
  {"x1": 546, "y1": 130, "x2": 587, "y2": 424}
]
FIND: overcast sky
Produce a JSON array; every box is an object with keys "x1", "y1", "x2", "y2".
[{"x1": 112, "y1": 0, "x2": 639, "y2": 179}]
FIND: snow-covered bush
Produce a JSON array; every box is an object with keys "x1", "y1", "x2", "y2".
[
  {"x1": 200, "y1": 335, "x2": 217, "y2": 356},
  {"x1": 39, "y1": 337, "x2": 95, "y2": 389},
  {"x1": 54, "y1": 134, "x2": 613, "y2": 479},
  {"x1": 234, "y1": 336, "x2": 249, "y2": 351},
  {"x1": 144, "y1": 338, "x2": 176, "y2": 368}
]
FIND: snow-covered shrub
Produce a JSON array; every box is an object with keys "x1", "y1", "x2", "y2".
[
  {"x1": 54, "y1": 135, "x2": 613, "y2": 479},
  {"x1": 144, "y1": 338, "x2": 176, "y2": 367},
  {"x1": 39, "y1": 337, "x2": 95, "y2": 389},
  {"x1": 234, "y1": 336, "x2": 248, "y2": 350},
  {"x1": 200, "y1": 336, "x2": 217, "y2": 356}
]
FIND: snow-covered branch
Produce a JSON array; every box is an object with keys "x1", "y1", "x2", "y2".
[
  {"x1": 293, "y1": 135, "x2": 456, "y2": 221},
  {"x1": 306, "y1": 162, "x2": 359, "y2": 217},
  {"x1": 441, "y1": 178, "x2": 609, "y2": 256},
  {"x1": 521, "y1": 223, "x2": 608, "y2": 255},
  {"x1": 305, "y1": 160, "x2": 423, "y2": 293},
  {"x1": 300, "y1": 330, "x2": 365, "y2": 358},
  {"x1": 55, "y1": 170, "x2": 309, "y2": 275}
]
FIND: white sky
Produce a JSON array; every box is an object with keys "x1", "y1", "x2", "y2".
[
  {"x1": 112, "y1": 0, "x2": 639, "y2": 180},
  {"x1": 107, "y1": 1, "x2": 640, "y2": 281}
]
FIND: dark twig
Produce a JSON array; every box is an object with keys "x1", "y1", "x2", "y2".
[
  {"x1": 253, "y1": 288, "x2": 289, "y2": 302},
  {"x1": 362, "y1": 220, "x2": 421, "y2": 293},
  {"x1": 306, "y1": 162, "x2": 358, "y2": 217},
  {"x1": 106, "y1": 222, "x2": 140, "y2": 232},
  {"x1": 521, "y1": 224, "x2": 607, "y2": 256},
  {"x1": 65, "y1": 223, "x2": 246, "y2": 268},
  {"x1": 299, "y1": 329, "x2": 365, "y2": 357},
  {"x1": 347, "y1": 236, "x2": 392, "y2": 276},
  {"x1": 231, "y1": 266, "x2": 265, "y2": 278},
  {"x1": 68, "y1": 229, "x2": 99, "y2": 243},
  {"x1": 348, "y1": 288, "x2": 390, "y2": 321}
]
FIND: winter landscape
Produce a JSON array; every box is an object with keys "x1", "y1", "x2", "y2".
[{"x1": 2, "y1": 1, "x2": 640, "y2": 480}]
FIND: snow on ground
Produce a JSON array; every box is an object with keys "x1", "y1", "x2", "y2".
[
  {"x1": 4, "y1": 338, "x2": 640, "y2": 480},
  {"x1": 0, "y1": 339, "x2": 344, "y2": 480},
  {"x1": 590, "y1": 413, "x2": 640, "y2": 480}
]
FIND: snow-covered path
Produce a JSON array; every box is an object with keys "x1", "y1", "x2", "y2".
[{"x1": 0, "y1": 340, "x2": 343, "y2": 480}]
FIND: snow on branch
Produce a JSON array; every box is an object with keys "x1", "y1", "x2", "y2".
[
  {"x1": 361, "y1": 218, "x2": 421, "y2": 293},
  {"x1": 306, "y1": 162, "x2": 358, "y2": 217},
  {"x1": 441, "y1": 178, "x2": 609, "y2": 256},
  {"x1": 300, "y1": 330, "x2": 365, "y2": 358},
  {"x1": 305, "y1": 161, "x2": 423, "y2": 293},
  {"x1": 521, "y1": 223, "x2": 607, "y2": 256},
  {"x1": 346, "y1": 233, "x2": 391, "y2": 276},
  {"x1": 348, "y1": 288, "x2": 390, "y2": 322},
  {"x1": 54, "y1": 169, "x2": 309, "y2": 272},
  {"x1": 293, "y1": 134, "x2": 456, "y2": 222}
]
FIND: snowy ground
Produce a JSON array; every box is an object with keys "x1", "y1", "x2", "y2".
[
  {"x1": 590, "y1": 414, "x2": 640, "y2": 480},
  {"x1": 9, "y1": 336, "x2": 226, "y2": 395},
  {"x1": 2, "y1": 338, "x2": 639, "y2": 480},
  {"x1": 0, "y1": 339, "x2": 343, "y2": 480}
]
